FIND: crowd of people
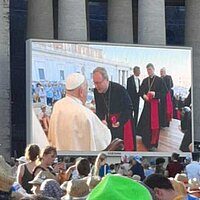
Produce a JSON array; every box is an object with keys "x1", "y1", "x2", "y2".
[{"x1": 1, "y1": 147, "x2": 200, "y2": 199}]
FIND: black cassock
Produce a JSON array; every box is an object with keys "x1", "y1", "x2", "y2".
[
  {"x1": 94, "y1": 81, "x2": 136, "y2": 151},
  {"x1": 127, "y1": 75, "x2": 140, "y2": 129},
  {"x1": 160, "y1": 75, "x2": 174, "y2": 127},
  {"x1": 137, "y1": 75, "x2": 165, "y2": 150}
]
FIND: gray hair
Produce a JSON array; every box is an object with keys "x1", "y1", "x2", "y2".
[{"x1": 93, "y1": 67, "x2": 109, "y2": 81}]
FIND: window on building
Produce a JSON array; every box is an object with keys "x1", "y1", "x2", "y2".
[
  {"x1": 38, "y1": 68, "x2": 45, "y2": 80},
  {"x1": 60, "y1": 70, "x2": 65, "y2": 80}
]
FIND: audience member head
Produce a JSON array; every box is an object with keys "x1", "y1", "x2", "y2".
[
  {"x1": 76, "y1": 158, "x2": 90, "y2": 177},
  {"x1": 62, "y1": 179, "x2": 89, "y2": 199},
  {"x1": 93, "y1": 67, "x2": 109, "y2": 94},
  {"x1": 25, "y1": 144, "x2": 40, "y2": 162},
  {"x1": 39, "y1": 146, "x2": 57, "y2": 165},
  {"x1": 144, "y1": 174, "x2": 180, "y2": 200},
  {"x1": 87, "y1": 174, "x2": 153, "y2": 200},
  {"x1": 94, "y1": 153, "x2": 107, "y2": 176},
  {"x1": 156, "y1": 157, "x2": 165, "y2": 166},
  {"x1": 66, "y1": 73, "x2": 88, "y2": 105},
  {"x1": 171, "y1": 152, "x2": 180, "y2": 161},
  {"x1": 40, "y1": 179, "x2": 64, "y2": 199},
  {"x1": 169, "y1": 178, "x2": 187, "y2": 196}
]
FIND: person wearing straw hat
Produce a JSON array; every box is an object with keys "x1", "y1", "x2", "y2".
[
  {"x1": 0, "y1": 155, "x2": 15, "y2": 199},
  {"x1": 29, "y1": 170, "x2": 57, "y2": 195},
  {"x1": 48, "y1": 72, "x2": 111, "y2": 151}
]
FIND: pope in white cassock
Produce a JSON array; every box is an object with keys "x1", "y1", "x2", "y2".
[{"x1": 48, "y1": 73, "x2": 112, "y2": 151}]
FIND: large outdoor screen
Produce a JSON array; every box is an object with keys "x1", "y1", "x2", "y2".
[{"x1": 26, "y1": 39, "x2": 192, "y2": 156}]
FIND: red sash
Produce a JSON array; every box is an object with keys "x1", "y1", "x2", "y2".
[
  {"x1": 150, "y1": 99, "x2": 160, "y2": 145},
  {"x1": 176, "y1": 110, "x2": 181, "y2": 120},
  {"x1": 109, "y1": 114, "x2": 134, "y2": 151},
  {"x1": 166, "y1": 91, "x2": 173, "y2": 122}
]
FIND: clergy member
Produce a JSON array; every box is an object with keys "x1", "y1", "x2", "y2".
[
  {"x1": 93, "y1": 67, "x2": 136, "y2": 151},
  {"x1": 137, "y1": 63, "x2": 165, "y2": 151},
  {"x1": 48, "y1": 73, "x2": 111, "y2": 151}
]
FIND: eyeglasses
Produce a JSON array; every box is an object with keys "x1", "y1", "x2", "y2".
[{"x1": 93, "y1": 79, "x2": 105, "y2": 85}]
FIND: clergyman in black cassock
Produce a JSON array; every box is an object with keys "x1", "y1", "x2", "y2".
[{"x1": 137, "y1": 63, "x2": 165, "y2": 151}]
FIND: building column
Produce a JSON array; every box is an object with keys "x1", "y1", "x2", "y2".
[
  {"x1": 0, "y1": 0, "x2": 10, "y2": 160},
  {"x1": 107, "y1": 0, "x2": 133, "y2": 43},
  {"x1": 58, "y1": 0, "x2": 88, "y2": 41},
  {"x1": 138, "y1": 0, "x2": 166, "y2": 45},
  {"x1": 27, "y1": 0, "x2": 54, "y2": 39},
  {"x1": 185, "y1": 0, "x2": 200, "y2": 142}
]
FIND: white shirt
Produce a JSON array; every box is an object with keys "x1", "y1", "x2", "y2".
[
  {"x1": 134, "y1": 75, "x2": 140, "y2": 93},
  {"x1": 48, "y1": 96, "x2": 111, "y2": 151}
]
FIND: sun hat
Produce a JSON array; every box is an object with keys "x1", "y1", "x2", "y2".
[
  {"x1": 40, "y1": 179, "x2": 65, "y2": 199},
  {"x1": 29, "y1": 171, "x2": 56, "y2": 185},
  {"x1": 67, "y1": 179, "x2": 89, "y2": 198},
  {"x1": 86, "y1": 176, "x2": 101, "y2": 190},
  {"x1": 16, "y1": 156, "x2": 27, "y2": 163},
  {"x1": 87, "y1": 174, "x2": 152, "y2": 200},
  {"x1": 187, "y1": 178, "x2": 200, "y2": 194},
  {"x1": 0, "y1": 155, "x2": 15, "y2": 192},
  {"x1": 66, "y1": 73, "x2": 85, "y2": 90}
]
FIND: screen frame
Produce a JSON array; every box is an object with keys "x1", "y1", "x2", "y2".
[{"x1": 26, "y1": 39, "x2": 193, "y2": 157}]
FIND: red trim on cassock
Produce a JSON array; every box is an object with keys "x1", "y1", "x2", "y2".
[
  {"x1": 150, "y1": 99, "x2": 160, "y2": 145},
  {"x1": 109, "y1": 114, "x2": 135, "y2": 151},
  {"x1": 177, "y1": 110, "x2": 181, "y2": 120},
  {"x1": 166, "y1": 91, "x2": 173, "y2": 122},
  {"x1": 124, "y1": 119, "x2": 134, "y2": 151}
]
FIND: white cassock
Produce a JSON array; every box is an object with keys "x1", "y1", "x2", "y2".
[{"x1": 48, "y1": 95, "x2": 111, "y2": 151}]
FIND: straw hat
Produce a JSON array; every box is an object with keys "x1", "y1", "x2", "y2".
[
  {"x1": 0, "y1": 155, "x2": 15, "y2": 192},
  {"x1": 29, "y1": 171, "x2": 56, "y2": 185},
  {"x1": 86, "y1": 176, "x2": 101, "y2": 190},
  {"x1": 174, "y1": 173, "x2": 188, "y2": 185},
  {"x1": 187, "y1": 178, "x2": 200, "y2": 194},
  {"x1": 62, "y1": 179, "x2": 89, "y2": 198}
]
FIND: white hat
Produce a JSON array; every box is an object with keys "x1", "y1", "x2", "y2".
[
  {"x1": 16, "y1": 156, "x2": 27, "y2": 163},
  {"x1": 66, "y1": 73, "x2": 85, "y2": 90}
]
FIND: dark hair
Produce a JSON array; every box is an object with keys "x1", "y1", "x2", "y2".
[
  {"x1": 156, "y1": 157, "x2": 165, "y2": 165},
  {"x1": 25, "y1": 144, "x2": 40, "y2": 161},
  {"x1": 146, "y1": 63, "x2": 155, "y2": 70},
  {"x1": 76, "y1": 158, "x2": 90, "y2": 176},
  {"x1": 172, "y1": 153, "x2": 180, "y2": 161},
  {"x1": 144, "y1": 174, "x2": 174, "y2": 190},
  {"x1": 133, "y1": 66, "x2": 140, "y2": 72}
]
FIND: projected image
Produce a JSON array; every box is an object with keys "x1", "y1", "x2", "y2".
[{"x1": 27, "y1": 41, "x2": 192, "y2": 153}]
